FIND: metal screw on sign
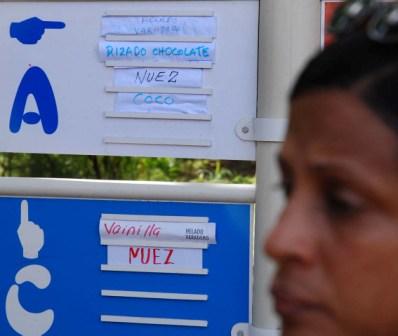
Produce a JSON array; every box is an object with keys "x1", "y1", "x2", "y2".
[
  {"x1": 242, "y1": 126, "x2": 250, "y2": 134},
  {"x1": 237, "y1": 330, "x2": 245, "y2": 336}
]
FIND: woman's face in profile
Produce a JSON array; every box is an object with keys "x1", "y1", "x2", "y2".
[{"x1": 266, "y1": 90, "x2": 398, "y2": 336}]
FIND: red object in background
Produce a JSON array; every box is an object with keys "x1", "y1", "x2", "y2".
[{"x1": 323, "y1": 1, "x2": 343, "y2": 46}]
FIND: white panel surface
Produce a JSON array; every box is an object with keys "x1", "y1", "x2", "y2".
[{"x1": 0, "y1": 1, "x2": 258, "y2": 160}]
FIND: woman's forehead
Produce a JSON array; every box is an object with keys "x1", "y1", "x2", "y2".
[
  {"x1": 283, "y1": 90, "x2": 398, "y2": 172},
  {"x1": 289, "y1": 90, "x2": 372, "y2": 138}
]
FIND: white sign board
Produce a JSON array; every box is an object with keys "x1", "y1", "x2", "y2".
[{"x1": 0, "y1": 1, "x2": 258, "y2": 160}]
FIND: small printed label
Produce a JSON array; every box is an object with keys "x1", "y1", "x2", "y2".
[
  {"x1": 100, "y1": 219, "x2": 216, "y2": 245},
  {"x1": 107, "y1": 245, "x2": 203, "y2": 269},
  {"x1": 99, "y1": 41, "x2": 215, "y2": 62},
  {"x1": 115, "y1": 92, "x2": 208, "y2": 115},
  {"x1": 114, "y1": 68, "x2": 203, "y2": 88},
  {"x1": 102, "y1": 16, "x2": 217, "y2": 37}
]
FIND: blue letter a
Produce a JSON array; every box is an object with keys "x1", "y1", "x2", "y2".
[{"x1": 10, "y1": 66, "x2": 58, "y2": 134}]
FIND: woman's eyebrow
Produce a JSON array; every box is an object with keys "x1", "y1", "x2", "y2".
[
  {"x1": 306, "y1": 160, "x2": 381, "y2": 192},
  {"x1": 278, "y1": 151, "x2": 384, "y2": 182},
  {"x1": 307, "y1": 160, "x2": 361, "y2": 177},
  {"x1": 278, "y1": 151, "x2": 370, "y2": 181}
]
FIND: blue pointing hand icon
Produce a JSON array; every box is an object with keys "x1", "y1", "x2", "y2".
[{"x1": 10, "y1": 17, "x2": 65, "y2": 45}]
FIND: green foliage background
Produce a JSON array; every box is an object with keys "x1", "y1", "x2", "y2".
[{"x1": 0, "y1": 154, "x2": 255, "y2": 183}]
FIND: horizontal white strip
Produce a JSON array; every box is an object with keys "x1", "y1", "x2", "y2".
[
  {"x1": 106, "y1": 35, "x2": 214, "y2": 43},
  {"x1": 101, "y1": 264, "x2": 208, "y2": 275},
  {"x1": 101, "y1": 16, "x2": 216, "y2": 38},
  {"x1": 99, "y1": 41, "x2": 215, "y2": 62},
  {"x1": 101, "y1": 289, "x2": 208, "y2": 301},
  {"x1": 101, "y1": 315, "x2": 208, "y2": 327},
  {"x1": 103, "y1": 10, "x2": 214, "y2": 17},
  {"x1": 100, "y1": 218, "x2": 216, "y2": 245},
  {"x1": 106, "y1": 86, "x2": 212, "y2": 95},
  {"x1": 102, "y1": 16, "x2": 216, "y2": 38},
  {"x1": 0, "y1": 178, "x2": 255, "y2": 204},
  {"x1": 104, "y1": 112, "x2": 212, "y2": 121},
  {"x1": 107, "y1": 245, "x2": 203, "y2": 269},
  {"x1": 101, "y1": 214, "x2": 209, "y2": 222},
  {"x1": 104, "y1": 137, "x2": 212, "y2": 147},
  {"x1": 101, "y1": 239, "x2": 208, "y2": 249},
  {"x1": 106, "y1": 60, "x2": 213, "y2": 69},
  {"x1": 115, "y1": 92, "x2": 208, "y2": 115},
  {"x1": 114, "y1": 67, "x2": 203, "y2": 88},
  {"x1": 100, "y1": 214, "x2": 209, "y2": 249}
]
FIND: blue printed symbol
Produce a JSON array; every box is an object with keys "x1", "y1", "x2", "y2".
[
  {"x1": 10, "y1": 66, "x2": 58, "y2": 135},
  {"x1": 10, "y1": 17, "x2": 65, "y2": 45}
]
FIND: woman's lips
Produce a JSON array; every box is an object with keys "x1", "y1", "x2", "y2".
[{"x1": 271, "y1": 283, "x2": 327, "y2": 320}]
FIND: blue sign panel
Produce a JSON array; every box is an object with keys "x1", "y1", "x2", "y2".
[{"x1": 0, "y1": 197, "x2": 251, "y2": 335}]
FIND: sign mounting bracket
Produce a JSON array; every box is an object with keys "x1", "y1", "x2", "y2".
[{"x1": 235, "y1": 117, "x2": 287, "y2": 143}]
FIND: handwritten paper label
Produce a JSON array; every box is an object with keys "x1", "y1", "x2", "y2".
[
  {"x1": 99, "y1": 41, "x2": 215, "y2": 62},
  {"x1": 115, "y1": 92, "x2": 208, "y2": 114},
  {"x1": 100, "y1": 219, "x2": 216, "y2": 245},
  {"x1": 114, "y1": 68, "x2": 203, "y2": 88},
  {"x1": 107, "y1": 245, "x2": 203, "y2": 269},
  {"x1": 102, "y1": 16, "x2": 217, "y2": 37}
]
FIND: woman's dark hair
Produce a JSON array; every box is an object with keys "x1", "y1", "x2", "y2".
[{"x1": 290, "y1": 31, "x2": 398, "y2": 132}]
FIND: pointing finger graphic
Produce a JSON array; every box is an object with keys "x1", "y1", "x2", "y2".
[
  {"x1": 17, "y1": 200, "x2": 44, "y2": 260},
  {"x1": 10, "y1": 17, "x2": 66, "y2": 45},
  {"x1": 20, "y1": 199, "x2": 29, "y2": 225},
  {"x1": 42, "y1": 20, "x2": 66, "y2": 30}
]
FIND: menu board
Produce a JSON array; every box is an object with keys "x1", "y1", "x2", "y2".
[
  {"x1": 0, "y1": 1, "x2": 259, "y2": 160},
  {"x1": 0, "y1": 196, "x2": 252, "y2": 336}
]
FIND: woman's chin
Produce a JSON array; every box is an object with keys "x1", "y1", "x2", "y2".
[{"x1": 282, "y1": 322, "x2": 341, "y2": 336}]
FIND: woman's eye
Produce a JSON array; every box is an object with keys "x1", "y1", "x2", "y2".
[
  {"x1": 325, "y1": 190, "x2": 364, "y2": 217},
  {"x1": 276, "y1": 179, "x2": 293, "y2": 198}
]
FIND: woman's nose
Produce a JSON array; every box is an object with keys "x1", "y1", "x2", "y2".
[{"x1": 264, "y1": 194, "x2": 319, "y2": 266}]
